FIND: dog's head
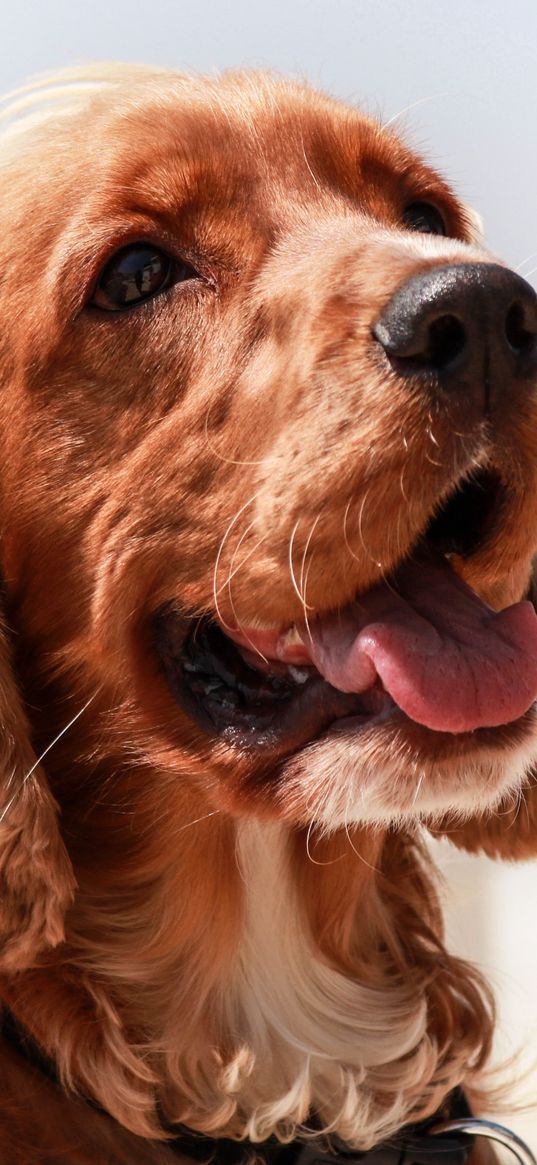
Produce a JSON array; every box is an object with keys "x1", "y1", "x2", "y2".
[{"x1": 1, "y1": 66, "x2": 537, "y2": 1146}]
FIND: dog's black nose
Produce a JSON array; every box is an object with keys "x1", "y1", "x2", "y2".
[{"x1": 372, "y1": 263, "x2": 537, "y2": 410}]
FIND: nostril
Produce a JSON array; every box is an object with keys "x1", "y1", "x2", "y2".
[
  {"x1": 383, "y1": 313, "x2": 467, "y2": 374},
  {"x1": 505, "y1": 301, "x2": 537, "y2": 357},
  {"x1": 374, "y1": 263, "x2": 537, "y2": 394},
  {"x1": 426, "y1": 314, "x2": 467, "y2": 371}
]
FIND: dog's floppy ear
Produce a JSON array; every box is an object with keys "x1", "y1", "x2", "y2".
[
  {"x1": 463, "y1": 204, "x2": 485, "y2": 246},
  {"x1": 431, "y1": 565, "x2": 537, "y2": 861},
  {"x1": 430, "y1": 775, "x2": 537, "y2": 861},
  {"x1": 0, "y1": 614, "x2": 75, "y2": 971}
]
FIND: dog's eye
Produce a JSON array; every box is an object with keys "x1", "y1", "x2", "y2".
[
  {"x1": 402, "y1": 202, "x2": 447, "y2": 237},
  {"x1": 91, "y1": 244, "x2": 197, "y2": 311}
]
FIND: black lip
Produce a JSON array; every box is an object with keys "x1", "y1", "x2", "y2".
[{"x1": 153, "y1": 611, "x2": 383, "y2": 754}]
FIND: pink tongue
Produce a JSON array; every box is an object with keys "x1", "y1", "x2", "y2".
[{"x1": 306, "y1": 558, "x2": 537, "y2": 733}]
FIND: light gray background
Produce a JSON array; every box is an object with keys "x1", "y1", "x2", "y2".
[
  {"x1": 3, "y1": 0, "x2": 537, "y2": 1147},
  {"x1": 2, "y1": 0, "x2": 537, "y2": 278}
]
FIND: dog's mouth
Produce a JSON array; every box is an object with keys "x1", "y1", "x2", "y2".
[{"x1": 154, "y1": 469, "x2": 537, "y2": 754}]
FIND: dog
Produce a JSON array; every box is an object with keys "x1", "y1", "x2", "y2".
[{"x1": 0, "y1": 64, "x2": 536, "y2": 1164}]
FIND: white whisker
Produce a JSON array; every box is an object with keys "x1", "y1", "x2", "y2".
[
  {"x1": 299, "y1": 513, "x2": 322, "y2": 601},
  {"x1": 215, "y1": 522, "x2": 265, "y2": 597},
  {"x1": 305, "y1": 820, "x2": 345, "y2": 866},
  {"x1": 519, "y1": 262, "x2": 537, "y2": 282},
  {"x1": 516, "y1": 250, "x2": 537, "y2": 273},
  {"x1": 212, "y1": 491, "x2": 261, "y2": 631},
  {"x1": 289, "y1": 519, "x2": 314, "y2": 613},
  {"x1": 203, "y1": 407, "x2": 266, "y2": 467},
  {"x1": 382, "y1": 91, "x2": 451, "y2": 130},
  {"x1": 0, "y1": 694, "x2": 97, "y2": 824},
  {"x1": 343, "y1": 801, "x2": 381, "y2": 874},
  {"x1": 301, "y1": 550, "x2": 316, "y2": 646}
]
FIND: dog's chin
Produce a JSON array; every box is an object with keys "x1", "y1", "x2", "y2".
[{"x1": 276, "y1": 706, "x2": 537, "y2": 827}]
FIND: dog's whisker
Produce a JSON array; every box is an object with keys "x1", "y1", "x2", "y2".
[
  {"x1": 305, "y1": 820, "x2": 345, "y2": 866},
  {"x1": 212, "y1": 491, "x2": 261, "y2": 631},
  {"x1": 226, "y1": 585, "x2": 269, "y2": 665},
  {"x1": 222, "y1": 521, "x2": 270, "y2": 665},
  {"x1": 294, "y1": 552, "x2": 316, "y2": 652},
  {"x1": 357, "y1": 491, "x2": 384, "y2": 572},
  {"x1": 203, "y1": 408, "x2": 267, "y2": 467},
  {"x1": 516, "y1": 250, "x2": 537, "y2": 273},
  {"x1": 382, "y1": 91, "x2": 451, "y2": 130},
  {"x1": 215, "y1": 520, "x2": 265, "y2": 598},
  {"x1": 288, "y1": 519, "x2": 315, "y2": 616},
  {"x1": 342, "y1": 498, "x2": 359, "y2": 566},
  {"x1": 299, "y1": 512, "x2": 322, "y2": 601},
  {"x1": 343, "y1": 493, "x2": 399, "y2": 597},
  {"x1": 344, "y1": 492, "x2": 385, "y2": 575},
  {"x1": 0, "y1": 694, "x2": 97, "y2": 825},
  {"x1": 301, "y1": 550, "x2": 317, "y2": 646},
  {"x1": 343, "y1": 811, "x2": 381, "y2": 875}
]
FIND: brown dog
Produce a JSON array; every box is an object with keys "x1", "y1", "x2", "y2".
[{"x1": 0, "y1": 65, "x2": 536, "y2": 1163}]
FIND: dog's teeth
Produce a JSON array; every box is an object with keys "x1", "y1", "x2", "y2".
[
  {"x1": 279, "y1": 625, "x2": 302, "y2": 651},
  {"x1": 288, "y1": 665, "x2": 309, "y2": 684},
  {"x1": 277, "y1": 625, "x2": 312, "y2": 667}
]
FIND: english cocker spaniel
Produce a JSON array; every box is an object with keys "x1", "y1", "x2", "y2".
[{"x1": 0, "y1": 65, "x2": 537, "y2": 1164}]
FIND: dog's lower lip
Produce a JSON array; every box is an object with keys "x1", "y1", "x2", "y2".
[{"x1": 153, "y1": 611, "x2": 393, "y2": 753}]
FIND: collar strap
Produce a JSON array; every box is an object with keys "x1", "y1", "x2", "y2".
[
  {"x1": 170, "y1": 1090, "x2": 474, "y2": 1165},
  {"x1": 0, "y1": 1014, "x2": 485, "y2": 1165},
  {"x1": 170, "y1": 1131, "x2": 471, "y2": 1165}
]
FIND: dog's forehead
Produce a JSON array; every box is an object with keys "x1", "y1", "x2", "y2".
[
  {"x1": 94, "y1": 79, "x2": 454, "y2": 219},
  {"x1": 0, "y1": 72, "x2": 460, "y2": 232}
]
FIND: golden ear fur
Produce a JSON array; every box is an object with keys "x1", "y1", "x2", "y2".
[
  {"x1": 0, "y1": 615, "x2": 75, "y2": 971},
  {"x1": 432, "y1": 775, "x2": 537, "y2": 861},
  {"x1": 433, "y1": 566, "x2": 537, "y2": 860},
  {"x1": 463, "y1": 203, "x2": 485, "y2": 246}
]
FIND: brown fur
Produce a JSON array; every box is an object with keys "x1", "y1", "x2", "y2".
[{"x1": 0, "y1": 65, "x2": 535, "y2": 1161}]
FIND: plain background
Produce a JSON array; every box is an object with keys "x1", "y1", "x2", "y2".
[{"x1": 2, "y1": 0, "x2": 537, "y2": 1152}]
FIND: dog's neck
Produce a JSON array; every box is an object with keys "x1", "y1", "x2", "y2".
[
  {"x1": 2, "y1": 790, "x2": 494, "y2": 1151},
  {"x1": 222, "y1": 820, "x2": 431, "y2": 1140}
]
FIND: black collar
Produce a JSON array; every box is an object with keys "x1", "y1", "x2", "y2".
[
  {"x1": 167, "y1": 1089, "x2": 473, "y2": 1165},
  {"x1": 2, "y1": 1010, "x2": 472, "y2": 1164}
]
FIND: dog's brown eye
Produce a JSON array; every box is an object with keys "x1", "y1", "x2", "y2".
[
  {"x1": 403, "y1": 202, "x2": 447, "y2": 237},
  {"x1": 91, "y1": 244, "x2": 196, "y2": 311}
]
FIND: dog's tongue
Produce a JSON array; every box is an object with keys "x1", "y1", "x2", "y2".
[{"x1": 305, "y1": 557, "x2": 537, "y2": 732}]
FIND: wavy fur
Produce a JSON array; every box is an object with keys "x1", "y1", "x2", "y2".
[{"x1": 0, "y1": 65, "x2": 535, "y2": 1163}]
